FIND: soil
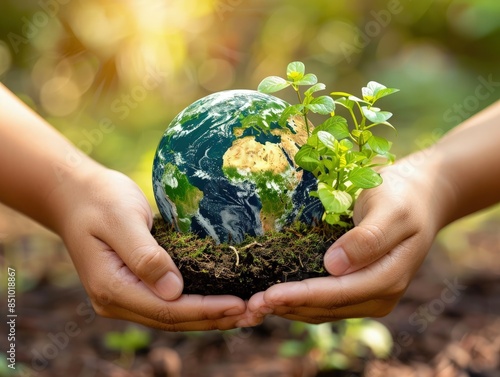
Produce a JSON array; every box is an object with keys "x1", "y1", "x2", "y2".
[
  {"x1": 151, "y1": 217, "x2": 348, "y2": 299},
  {"x1": 2, "y1": 209, "x2": 500, "y2": 377}
]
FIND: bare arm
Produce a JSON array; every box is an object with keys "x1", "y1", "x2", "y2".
[
  {"x1": 0, "y1": 84, "x2": 248, "y2": 330},
  {"x1": 0, "y1": 84, "x2": 93, "y2": 230},
  {"x1": 247, "y1": 100, "x2": 500, "y2": 324},
  {"x1": 434, "y1": 101, "x2": 500, "y2": 226}
]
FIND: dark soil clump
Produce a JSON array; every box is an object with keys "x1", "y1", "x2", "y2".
[{"x1": 152, "y1": 217, "x2": 348, "y2": 299}]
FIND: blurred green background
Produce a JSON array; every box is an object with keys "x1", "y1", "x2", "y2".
[
  {"x1": 1, "y1": 0, "x2": 499, "y2": 208},
  {"x1": 1, "y1": 1, "x2": 500, "y2": 375}
]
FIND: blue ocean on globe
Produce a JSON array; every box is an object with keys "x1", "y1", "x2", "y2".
[{"x1": 152, "y1": 89, "x2": 323, "y2": 244}]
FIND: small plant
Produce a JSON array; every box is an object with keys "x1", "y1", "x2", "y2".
[
  {"x1": 104, "y1": 326, "x2": 151, "y2": 368},
  {"x1": 279, "y1": 319, "x2": 393, "y2": 371},
  {"x1": 258, "y1": 61, "x2": 399, "y2": 227}
]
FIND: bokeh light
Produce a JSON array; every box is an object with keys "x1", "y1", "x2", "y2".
[{"x1": 0, "y1": 0, "x2": 498, "y2": 209}]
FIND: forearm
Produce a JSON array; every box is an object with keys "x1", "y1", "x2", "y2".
[
  {"x1": 0, "y1": 84, "x2": 100, "y2": 231},
  {"x1": 418, "y1": 101, "x2": 500, "y2": 228}
]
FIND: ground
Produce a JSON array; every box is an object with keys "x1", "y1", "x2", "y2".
[
  {"x1": 1, "y1": 206, "x2": 499, "y2": 377},
  {"x1": 151, "y1": 217, "x2": 345, "y2": 299}
]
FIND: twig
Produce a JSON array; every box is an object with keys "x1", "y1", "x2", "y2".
[
  {"x1": 241, "y1": 241, "x2": 262, "y2": 251},
  {"x1": 229, "y1": 246, "x2": 240, "y2": 267}
]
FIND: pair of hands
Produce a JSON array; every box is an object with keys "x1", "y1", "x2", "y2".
[{"x1": 54, "y1": 156, "x2": 446, "y2": 331}]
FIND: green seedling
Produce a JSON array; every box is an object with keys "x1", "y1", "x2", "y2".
[
  {"x1": 279, "y1": 319, "x2": 393, "y2": 371},
  {"x1": 104, "y1": 326, "x2": 151, "y2": 368},
  {"x1": 258, "y1": 61, "x2": 399, "y2": 227}
]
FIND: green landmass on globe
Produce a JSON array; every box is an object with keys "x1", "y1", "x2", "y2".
[
  {"x1": 150, "y1": 88, "x2": 350, "y2": 298},
  {"x1": 153, "y1": 89, "x2": 323, "y2": 244}
]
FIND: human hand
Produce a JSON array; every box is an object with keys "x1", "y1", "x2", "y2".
[
  {"x1": 246, "y1": 155, "x2": 453, "y2": 324},
  {"x1": 48, "y1": 164, "x2": 247, "y2": 331}
]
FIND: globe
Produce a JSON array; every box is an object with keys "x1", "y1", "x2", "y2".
[{"x1": 152, "y1": 89, "x2": 323, "y2": 244}]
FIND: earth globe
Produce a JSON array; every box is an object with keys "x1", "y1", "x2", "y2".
[{"x1": 152, "y1": 90, "x2": 323, "y2": 244}]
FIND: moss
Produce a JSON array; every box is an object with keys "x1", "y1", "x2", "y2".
[{"x1": 152, "y1": 216, "x2": 349, "y2": 299}]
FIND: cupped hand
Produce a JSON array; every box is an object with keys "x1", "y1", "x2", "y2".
[
  {"x1": 50, "y1": 165, "x2": 248, "y2": 331},
  {"x1": 246, "y1": 156, "x2": 452, "y2": 324}
]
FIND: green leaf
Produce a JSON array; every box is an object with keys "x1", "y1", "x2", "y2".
[
  {"x1": 306, "y1": 132, "x2": 319, "y2": 147},
  {"x1": 345, "y1": 151, "x2": 367, "y2": 165},
  {"x1": 360, "y1": 130, "x2": 373, "y2": 145},
  {"x1": 306, "y1": 134, "x2": 329, "y2": 155},
  {"x1": 348, "y1": 95, "x2": 370, "y2": 105},
  {"x1": 258, "y1": 76, "x2": 291, "y2": 93},
  {"x1": 361, "y1": 106, "x2": 393, "y2": 123},
  {"x1": 362, "y1": 81, "x2": 387, "y2": 102},
  {"x1": 348, "y1": 167, "x2": 383, "y2": 189},
  {"x1": 295, "y1": 73, "x2": 318, "y2": 86},
  {"x1": 330, "y1": 91, "x2": 352, "y2": 97},
  {"x1": 339, "y1": 139, "x2": 353, "y2": 151},
  {"x1": 367, "y1": 81, "x2": 386, "y2": 94},
  {"x1": 295, "y1": 144, "x2": 320, "y2": 172},
  {"x1": 309, "y1": 190, "x2": 319, "y2": 198},
  {"x1": 362, "y1": 148, "x2": 377, "y2": 161},
  {"x1": 287, "y1": 61, "x2": 305, "y2": 81},
  {"x1": 362, "y1": 89, "x2": 374, "y2": 103},
  {"x1": 317, "y1": 183, "x2": 353, "y2": 213},
  {"x1": 304, "y1": 83, "x2": 326, "y2": 97},
  {"x1": 307, "y1": 96, "x2": 335, "y2": 114},
  {"x1": 374, "y1": 87, "x2": 400, "y2": 101},
  {"x1": 317, "y1": 131, "x2": 336, "y2": 150},
  {"x1": 324, "y1": 213, "x2": 341, "y2": 225},
  {"x1": 334, "y1": 96, "x2": 356, "y2": 110},
  {"x1": 323, "y1": 157, "x2": 337, "y2": 171},
  {"x1": 377, "y1": 121, "x2": 397, "y2": 132},
  {"x1": 278, "y1": 104, "x2": 304, "y2": 127},
  {"x1": 366, "y1": 135, "x2": 391, "y2": 155},
  {"x1": 312, "y1": 116, "x2": 350, "y2": 140}
]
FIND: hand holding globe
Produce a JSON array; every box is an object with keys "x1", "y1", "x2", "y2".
[{"x1": 152, "y1": 62, "x2": 399, "y2": 298}]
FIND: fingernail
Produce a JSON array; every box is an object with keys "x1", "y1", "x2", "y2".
[
  {"x1": 324, "y1": 247, "x2": 350, "y2": 275},
  {"x1": 156, "y1": 272, "x2": 183, "y2": 301}
]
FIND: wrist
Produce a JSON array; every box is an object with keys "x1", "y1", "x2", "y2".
[
  {"x1": 44, "y1": 156, "x2": 105, "y2": 235},
  {"x1": 390, "y1": 147, "x2": 457, "y2": 233}
]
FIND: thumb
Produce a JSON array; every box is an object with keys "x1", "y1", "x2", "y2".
[
  {"x1": 97, "y1": 215, "x2": 184, "y2": 301},
  {"x1": 324, "y1": 203, "x2": 415, "y2": 276}
]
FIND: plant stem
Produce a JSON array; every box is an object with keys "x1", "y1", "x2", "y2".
[
  {"x1": 347, "y1": 107, "x2": 359, "y2": 130},
  {"x1": 295, "y1": 88, "x2": 311, "y2": 136}
]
